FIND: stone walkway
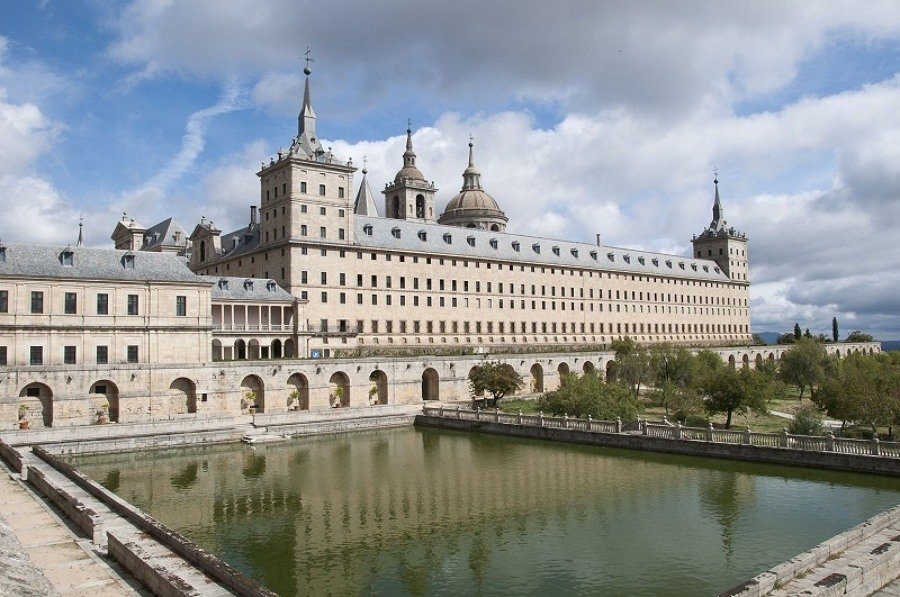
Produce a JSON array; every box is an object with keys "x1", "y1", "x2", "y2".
[{"x1": 0, "y1": 469, "x2": 142, "y2": 596}]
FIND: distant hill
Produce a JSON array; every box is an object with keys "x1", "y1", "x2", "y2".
[
  {"x1": 756, "y1": 332, "x2": 781, "y2": 345},
  {"x1": 882, "y1": 341, "x2": 900, "y2": 352}
]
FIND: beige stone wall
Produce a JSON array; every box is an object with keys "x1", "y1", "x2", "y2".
[
  {"x1": 0, "y1": 278, "x2": 212, "y2": 366},
  {"x1": 0, "y1": 342, "x2": 880, "y2": 429}
]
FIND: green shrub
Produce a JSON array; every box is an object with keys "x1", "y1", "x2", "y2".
[
  {"x1": 789, "y1": 404, "x2": 824, "y2": 436},
  {"x1": 539, "y1": 374, "x2": 640, "y2": 421}
]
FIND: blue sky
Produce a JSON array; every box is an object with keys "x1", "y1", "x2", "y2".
[{"x1": 1, "y1": 1, "x2": 899, "y2": 338}]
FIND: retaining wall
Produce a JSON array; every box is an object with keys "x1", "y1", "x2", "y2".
[{"x1": 415, "y1": 415, "x2": 900, "y2": 476}]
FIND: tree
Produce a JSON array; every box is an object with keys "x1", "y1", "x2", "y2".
[
  {"x1": 702, "y1": 367, "x2": 775, "y2": 429},
  {"x1": 609, "y1": 336, "x2": 649, "y2": 397},
  {"x1": 804, "y1": 328, "x2": 812, "y2": 339},
  {"x1": 832, "y1": 317, "x2": 839, "y2": 343},
  {"x1": 776, "y1": 333, "x2": 796, "y2": 345},
  {"x1": 648, "y1": 345, "x2": 697, "y2": 415},
  {"x1": 845, "y1": 331, "x2": 874, "y2": 343},
  {"x1": 789, "y1": 404, "x2": 825, "y2": 436},
  {"x1": 815, "y1": 353, "x2": 897, "y2": 436},
  {"x1": 794, "y1": 323, "x2": 802, "y2": 340},
  {"x1": 469, "y1": 361, "x2": 523, "y2": 406},
  {"x1": 779, "y1": 339, "x2": 829, "y2": 401},
  {"x1": 539, "y1": 374, "x2": 641, "y2": 421}
]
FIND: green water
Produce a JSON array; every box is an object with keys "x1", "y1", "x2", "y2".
[{"x1": 70, "y1": 427, "x2": 900, "y2": 596}]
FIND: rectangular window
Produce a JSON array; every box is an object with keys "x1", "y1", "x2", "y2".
[
  {"x1": 319, "y1": 184, "x2": 326, "y2": 196},
  {"x1": 65, "y1": 292, "x2": 78, "y2": 315},
  {"x1": 301, "y1": 224, "x2": 308, "y2": 236},
  {"x1": 0, "y1": 346, "x2": 6, "y2": 366},
  {"x1": 96, "y1": 293, "x2": 109, "y2": 315},
  {"x1": 0, "y1": 290, "x2": 7, "y2": 313},
  {"x1": 176, "y1": 295, "x2": 187, "y2": 316},
  {"x1": 30, "y1": 291, "x2": 43, "y2": 314},
  {"x1": 339, "y1": 228, "x2": 345, "y2": 240},
  {"x1": 30, "y1": 346, "x2": 43, "y2": 365},
  {"x1": 320, "y1": 227, "x2": 326, "y2": 238},
  {"x1": 63, "y1": 346, "x2": 76, "y2": 365},
  {"x1": 321, "y1": 272, "x2": 328, "y2": 285},
  {"x1": 127, "y1": 294, "x2": 139, "y2": 315},
  {"x1": 127, "y1": 345, "x2": 139, "y2": 363},
  {"x1": 338, "y1": 187, "x2": 345, "y2": 198},
  {"x1": 96, "y1": 345, "x2": 108, "y2": 365},
  {"x1": 300, "y1": 182, "x2": 307, "y2": 193}
]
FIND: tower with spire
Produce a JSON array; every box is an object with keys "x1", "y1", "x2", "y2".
[
  {"x1": 437, "y1": 138, "x2": 508, "y2": 232},
  {"x1": 253, "y1": 48, "x2": 356, "y2": 267},
  {"x1": 382, "y1": 122, "x2": 437, "y2": 222},
  {"x1": 692, "y1": 173, "x2": 749, "y2": 283}
]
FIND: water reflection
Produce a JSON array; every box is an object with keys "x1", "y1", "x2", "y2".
[{"x1": 70, "y1": 427, "x2": 900, "y2": 596}]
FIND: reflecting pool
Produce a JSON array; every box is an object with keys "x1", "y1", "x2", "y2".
[{"x1": 70, "y1": 427, "x2": 900, "y2": 596}]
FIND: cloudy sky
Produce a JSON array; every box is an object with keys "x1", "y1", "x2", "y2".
[{"x1": 1, "y1": 1, "x2": 899, "y2": 338}]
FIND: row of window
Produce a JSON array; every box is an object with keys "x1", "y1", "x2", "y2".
[
  {"x1": 264, "y1": 182, "x2": 346, "y2": 201},
  {"x1": 315, "y1": 318, "x2": 750, "y2": 336},
  {"x1": 0, "y1": 291, "x2": 187, "y2": 317},
  {"x1": 0, "y1": 344, "x2": 141, "y2": 366},
  {"x1": 264, "y1": 224, "x2": 346, "y2": 244}
]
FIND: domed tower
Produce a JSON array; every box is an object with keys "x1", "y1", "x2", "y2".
[
  {"x1": 438, "y1": 138, "x2": 508, "y2": 232},
  {"x1": 692, "y1": 175, "x2": 749, "y2": 282},
  {"x1": 382, "y1": 124, "x2": 437, "y2": 222}
]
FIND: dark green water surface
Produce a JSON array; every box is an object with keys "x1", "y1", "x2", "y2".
[{"x1": 69, "y1": 427, "x2": 900, "y2": 596}]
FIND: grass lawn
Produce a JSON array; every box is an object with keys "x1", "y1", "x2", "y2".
[{"x1": 498, "y1": 398, "x2": 541, "y2": 414}]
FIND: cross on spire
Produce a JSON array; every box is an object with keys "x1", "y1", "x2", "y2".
[
  {"x1": 713, "y1": 165, "x2": 719, "y2": 183},
  {"x1": 303, "y1": 46, "x2": 314, "y2": 75}
]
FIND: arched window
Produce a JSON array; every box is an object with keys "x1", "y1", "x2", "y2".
[
  {"x1": 392, "y1": 196, "x2": 400, "y2": 217},
  {"x1": 416, "y1": 195, "x2": 426, "y2": 219},
  {"x1": 200, "y1": 240, "x2": 206, "y2": 261}
]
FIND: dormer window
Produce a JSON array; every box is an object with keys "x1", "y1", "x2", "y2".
[
  {"x1": 244, "y1": 279, "x2": 254, "y2": 290},
  {"x1": 651, "y1": 258, "x2": 659, "y2": 266},
  {"x1": 702, "y1": 265, "x2": 709, "y2": 272},
  {"x1": 363, "y1": 224, "x2": 373, "y2": 236},
  {"x1": 443, "y1": 233, "x2": 452, "y2": 244},
  {"x1": 665, "y1": 260, "x2": 673, "y2": 268},
  {"x1": 532, "y1": 243, "x2": 541, "y2": 253},
  {"x1": 0, "y1": 246, "x2": 6, "y2": 263},
  {"x1": 467, "y1": 236, "x2": 476, "y2": 247},
  {"x1": 267, "y1": 280, "x2": 277, "y2": 292},
  {"x1": 391, "y1": 227, "x2": 401, "y2": 239},
  {"x1": 418, "y1": 230, "x2": 427, "y2": 241},
  {"x1": 61, "y1": 249, "x2": 74, "y2": 267},
  {"x1": 489, "y1": 238, "x2": 498, "y2": 249},
  {"x1": 218, "y1": 279, "x2": 229, "y2": 290},
  {"x1": 589, "y1": 250, "x2": 597, "y2": 260},
  {"x1": 637, "y1": 256, "x2": 645, "y2": 265},
  {"x1": 714, "y1": 266, "x2": 721, "y2": 273},
  {"x1": 691, "y1": 263, "x2": 698, "y2": 271},
  {"x1": 512, "y1": 241, "x2": 520, "y2": 251},
  {"x1": 678, "y1": 262, "x2": 685, "y2": 270},
  {"x1": 623, "y1": 254, "x2": 630, "y2": 263},
  {"x1": 551, "y1": 246, "x2": 560, "y2": 256},
  {"x1": 123, "y1": 253, "x2": 136, "y2": 269},
  {"x1": 571, "y1": 248, "x2": 578, "y2": 258},
  {"x1": 607, "y1": 252, "x2": 614, "y2": 261}
]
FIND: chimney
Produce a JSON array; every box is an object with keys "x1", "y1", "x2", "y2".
[
  {"x1": 595, "y1": 233, "x2": 602, "y2": 246},
  {"x1": 250, "y1": 205, "x2": 258, "y2": 225}
]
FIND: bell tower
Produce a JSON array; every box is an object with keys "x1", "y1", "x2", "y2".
[
  {"x1": 382, "y1": 123, "x2": 437, "y2": 222},
  {"x1": 692, "y1": 175, "x2": 749, "y2": 282}
]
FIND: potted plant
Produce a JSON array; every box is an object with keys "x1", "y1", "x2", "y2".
[
  {"x1": 331, "y1": 386, "x2": 344, "y2": 408},
  {"x1": 18, "y1": 405, "x2": 30, "y2": 430},
  {"x1": 369, "y1": 385, "x2": 379, "y2": 405},
  {"x1": 96, "y1": 402, "x2": 109, "y2": 425},
  {"x1": 288, "y1": 389, "x2": 301, "y2": 411},
  {"x1": 242, "y1": 391, "x2": 256, "y2": 413}
]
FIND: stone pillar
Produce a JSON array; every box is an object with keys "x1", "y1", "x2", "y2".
[
  {"x1": 456, "y1": 406, "x2": 461, "y2": 419},
  {"x1": 563, "y1": 414, "x2": 569, "y2": 429},
  {"x1": 706, "y1": 423, "x2": 713, "y2": 442},
  {"x1": 872, "y1": 437, "x2": 881, "y2": 456},
  {"x1": 494, "y1": 408, "x2": 499, "y2": 423},
  {"x1": 616, "y1": 417, "x2": 622, "y2": 433},
  {"x1": 539, "y1": 411, "x2": 544, "y2": 427},
  {"x1": 677, "y1": 422, "x2": 684, "y2": 440},
  {"x1": 517, "y1": 411, "x2": 523, "y2": 425},
  {"x1": 587, "y1": 415, "x2": 593, "y2": 431},
  {"x1": 825, "y1": 432, "x2": 834, "y2": 451},
  {"x1": 781, "y1": 428, "x2": 789, "y2": 448},
  {"x1": 438, "y1": 405, "x2": 444, "y2": 417},
  {"x1": 743, "y1": 426, "x2": 751, "y2": 445}
]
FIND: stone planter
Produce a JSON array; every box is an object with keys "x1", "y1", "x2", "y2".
[{"x1": 18, "y1": 417, "x2": 29, "y2": 430}]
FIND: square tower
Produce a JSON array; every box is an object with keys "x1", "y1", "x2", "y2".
[
  {"x1": 692, "y1": 178, "x2": 749, "y2": 282},
  {"x1": 382, "y1": 127, "x2": 437, "y2": 222}
]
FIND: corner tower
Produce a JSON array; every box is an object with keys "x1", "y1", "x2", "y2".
[
  {"x1": 692, "y1": 176, "x2": 748, "y2": 282},
  {"x1": 382, "y1": 125, "x2": 437, "y2": 221}
]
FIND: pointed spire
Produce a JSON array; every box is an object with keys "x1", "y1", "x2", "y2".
[
  {"x1": 298, "y1": 47, "x2": 317, "y2": 139},
  {"x1": 77, "y1": 215, "x2": 84, "y2": 247},
  {"x1": 354, "y1": 157, "x2": 378, "y2": 216},
  {"x1": 710, "y1": 168, "x2": 726, "y2": 231},
  {"x1": 403, "y1": 118, "x2": 417, "y2": 168},
  {"x1": 461, "y1": 135, "x2": 482, "y2": 191}
]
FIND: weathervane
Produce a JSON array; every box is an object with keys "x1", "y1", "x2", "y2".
[
  {"x1": 713, "y1": 166, "x2": 719, "y2": 182},
  {"x1": 303, "y1": 46, "x2": 314, "y2": 75}
]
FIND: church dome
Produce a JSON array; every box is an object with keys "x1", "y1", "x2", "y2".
[
  {"x1": 438, "y1": 140, "x2": 508, "y2": 232},
  {"x1": 393, "y1": 127, "x2": 427, "y2": 183},
  {"x1": 394, "y1": 165, "x2": 426, "y2": 183}
]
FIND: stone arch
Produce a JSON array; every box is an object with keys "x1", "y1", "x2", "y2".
[
  {"x1": 530, "y1": 363, "x2": 544, "y2": 393},
  {"x1": 169, "y1": 378, "x2": 197, "y2": 414},
  {"x1": 234, "y1": 339, "x2": 247, "y2": 360},
  {"x1": 755, "y1": 353, "x2": 763, "y2": 369},
  {"x1": 490, "y1": 224, "x2": 499, "y2": 232},
  {"x1": 240, "y1": 375, "x2": 265, "y2": 413},
  {"x1": 19, "y1": 383, "x2": 53, "y2": 427},
  {"x1": 329, "y1": 372, "x2": 350, "y2": 407},
  {"x1": 287, "y1": 373, "x2": 309, "y2": 410},
  {"x1": 728, "y1": 355, "x2": 736, "y2": 368},
  {"x1": 212, "y1": 339, "x2": 223, "y2": 361},
  {"x1": 284, "y1": 339, "x2": 295, "y2": 358},
  {"x1": 416, "y1": 194, "x2": 426, "y2": 219},
  {"x1": 557, "y1": 362, "x2": 570, "y2": 376},
  {"x1": 271, "y1": 339, "x2": 282, "y2": 359},
  {"x1": 248, "y1": 339, "x2": 261, "y2": 360},
  {"x1": 583, "y1": 361, "x2": 596, "y2": 374},
  {"x1": 742, "y1": 354, "x2": 750, "y2": 369},
  {"x1": 369, "y1": 370, "x2": 389, "y2": 405},
  {"x1": 768, "y1": 352, "x2": 776, "y2": 362},
  {"x1": 422, "y1": 368, "x2": 439, "y2": 401},
  {"x1": 392, "y1": 195, "x2": 400, "y2": 217},
  {"x1": 834, "y1": 349, "x2": 841, "y2": 357},
  {"x1": 605, "y1": 360, "x2": 617, "y2": 382},
  {"x1": 90, "y1": 380, "x2": 120, "y2": 423}
]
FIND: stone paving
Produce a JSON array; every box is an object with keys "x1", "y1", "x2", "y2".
[{"x1": 0, "y1": 469, "x2": 142, "y2": 596}]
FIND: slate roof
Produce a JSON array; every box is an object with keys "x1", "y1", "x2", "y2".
[
  {"x1": 354, "y1": 172, "x2": 379, "y2": 216},
  {"x1": 201, "y1": 276, "x2": 295, "y2": 302},
  {"x1": 355, "y1": 216, "x2": 731, "y2": 282},
  {"x1": 219, "y1": 223, "x2": 261, "y2": 259},
  {"x1": 141, "y1": 217, "x2": 189, "y2": 251},
  {"x1": 0, "y1": 243, "x2": 207, "y2": 284}
]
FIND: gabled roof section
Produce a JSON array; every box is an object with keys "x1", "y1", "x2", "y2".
[
  {"x1": 354, "y1": 169, "x2": 379, "y2": 216},
  {"x1": 141, "y1": 217, "x2": 189, "y2": 251},
  {"x1": 0, "y1": 243, "x2": 206, "y2": 284},
  {"x1": 219, "y1": 223, "x2": 261, "y2": 259},
  {"x1": 354, "y1": 216, "x2": 730, "y2": 282}
]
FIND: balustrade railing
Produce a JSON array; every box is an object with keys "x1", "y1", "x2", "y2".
[{"x1": 421, "y1": 406, "x2": 900, "y2": 459}]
